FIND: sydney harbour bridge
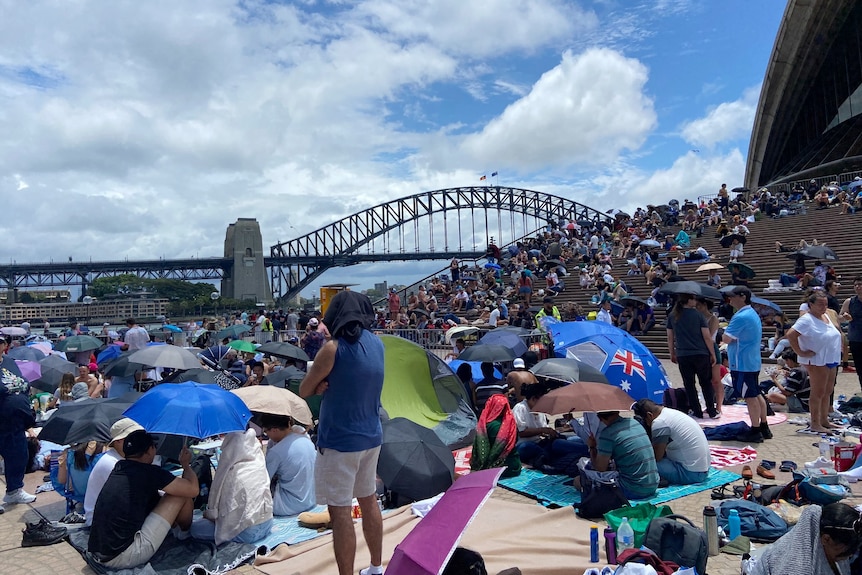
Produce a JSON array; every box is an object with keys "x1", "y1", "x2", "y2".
[{"x1": 0, "y1": 187, "x2": 610, "y2": 304}]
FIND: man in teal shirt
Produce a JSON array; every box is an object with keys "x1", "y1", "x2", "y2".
[{"x1": 586, "y1": 411, "x2": 659, "y2": 499}]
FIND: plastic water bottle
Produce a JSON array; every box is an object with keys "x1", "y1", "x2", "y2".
[
  {"x1": 590, "y1": 525, "x2": 599, "y2": 563},
  {"x1": 820, "y1": 436, "x2": 832, "y2": 459},
  {"x1": 617, "y1": 517, "x2": 635, "y2": 554},
  {"x1": 728, "y1": 509, "x2": 742, "y2": 541}
]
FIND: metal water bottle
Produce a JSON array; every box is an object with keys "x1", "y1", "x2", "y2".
[
  {"x1": 590, "y1": 525, "x2": 599, "y2": 563},
  {"x1": 703, "y1": 505, "x2": 719, "y2": 556},
  {"x1": 604, "y1": 527, "x2": 618, "y2": 564}
]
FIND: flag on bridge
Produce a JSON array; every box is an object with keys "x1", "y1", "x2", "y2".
[
  {"x1": 491, "y1": 171, "x2": 498, "y2": 177},
  {"x1": 479, "y1": 175, "x2": 486, "y2": 181}
]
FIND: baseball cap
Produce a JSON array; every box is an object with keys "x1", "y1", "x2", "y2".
[
  {"x1": 513, "y1": 358, "x2": 526, "y2": 369},
  {"x1": 308, "y1": 318, "x2": 319, "y2": 327},
  {"x1": 110, "y1": 418, "x2": 144, "y2": 444},
  {"x1": 123, "y1": 430, "x2": 156, "y2": 458}
]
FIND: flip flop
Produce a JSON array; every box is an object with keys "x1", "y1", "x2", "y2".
[
  {"x1": 796, "y1": 427, "x2": 821, "y2": 435},
  {"x1": 741, "y1": 465, "x2": 753, "y2": 480},
  {"x1": 779, "y1": 460, "x2": 797, "y2": 472}
]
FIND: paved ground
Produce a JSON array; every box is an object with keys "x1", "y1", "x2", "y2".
[{"x1": 2, "y1": 371, "x2": 861, "y2": 575}]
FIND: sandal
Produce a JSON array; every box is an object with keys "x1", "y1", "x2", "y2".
[{"x1": 711, "y1": 485, "x2": 732, "y2": 500}]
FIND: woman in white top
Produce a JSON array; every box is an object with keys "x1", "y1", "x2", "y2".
[{"x1": 787, "y1": 292, "x2": 843, "y2": 433}]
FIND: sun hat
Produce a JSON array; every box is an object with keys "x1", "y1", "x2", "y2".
[{"x1": 110, "y1": 418, "x2": 144, "y2": 444}]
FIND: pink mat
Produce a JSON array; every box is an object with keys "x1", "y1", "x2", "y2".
[{"x1": 695, "y1": 404, "x2": 786, "y2": 427}]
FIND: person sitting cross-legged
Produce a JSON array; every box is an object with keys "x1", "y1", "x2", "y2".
[
  {"x1": 190, "y1": 428, "x2": 273, "y2": 544},
  {"x1": 88, "y1": 431, "x2": 199, "y2": 569},
  {"x1": 633, "y1": 399, "x2": 710, "y2": 486},
  {"x1": 262, "y1": 414, "x2": 317, "y2": 517},
  {"x1": 512, "y1": 383, "x2": 589, "y2": 470}
]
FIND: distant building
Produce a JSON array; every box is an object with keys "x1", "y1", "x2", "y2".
[{"x1": 0, "y1": 295, "x2": 168, "y2": 323}]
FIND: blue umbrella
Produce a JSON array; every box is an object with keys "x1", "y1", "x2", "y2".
[
  {"x1": 447, "y1": 360, "x2": 502, "y2": 382},
  {"x1": 551, "y1": 321, "x2": 670, "y2": 402},
  {"x1": 751, "y1": 296, "x2": 782, "y2": 317},
  {"x1": 475, "y1": 330, "x2": 528, "y2": 357},
  {"x1": 123, "y1": 382, "x2": 251, "y2": 439},
  {"x1": 161, "y1": 324, "x2": 183, "y2": 333},
  {"x1": 639, "y1": 239, "x2": 661, "y2": 248},
  {"x1": 96, "y1": 343, "x2": 125, "y2": 365},
  {"x1": 198, "y1": 345, "x2": 231, "y2": 369},
  {"x1": 484, "y1": 262, "x2": 501, "y2": 270}
]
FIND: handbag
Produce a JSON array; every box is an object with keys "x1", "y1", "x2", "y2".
[
  {"x1": 576, "y1": 468, "x2": 629, "y2": 518},
  {"x1": 605, "y1": 503, "x2": 673, "y2": 548}
]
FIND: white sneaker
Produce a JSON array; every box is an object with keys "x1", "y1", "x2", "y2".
[
  {"x1": 804, "y1": 457, "x2": 834, "y2": 470},
  {"x1": 3, "y1": 489, "x2": 36, "y2": 505}
]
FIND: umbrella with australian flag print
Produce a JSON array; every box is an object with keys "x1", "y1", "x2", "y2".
[{"x1": 550, "y1": 321, "x2": 670, "y2": 403}]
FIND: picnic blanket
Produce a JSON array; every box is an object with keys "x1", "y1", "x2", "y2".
[
  {"x1": 695, "y1": 404, "x2": 786, "y2": 428},
  {"x1": 498, "y1": 467, "x2": 740, "y2": 509},
  {"x1": 255, "y1": 497, "x2": 600, "y2": 575},
  {"x1": 68, "y1": 528, "x2": 258, "y2": 575},
  {"x1": 709, "y1": 445, "x2": 758, "y2": 469}
]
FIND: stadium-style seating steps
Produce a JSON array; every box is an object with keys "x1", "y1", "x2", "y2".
[{"x1": 550, "y1": 204, "x2": 862, "y2": 361}]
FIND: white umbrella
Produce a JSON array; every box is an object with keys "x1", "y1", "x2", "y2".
[
  {"x1": 444, "y1": 325, "x2": 479, "y2": 344},
  {"x1": 127, "y1": 345, "x2": 202, "y2": 370},
  {"x1": 696, "y1": 262, "x2": 725, "y2": 272}
]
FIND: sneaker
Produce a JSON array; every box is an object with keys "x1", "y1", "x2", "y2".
[
  {"x1": 60, "y1": 512, "x2": 85, "y2": 524},
  {"x1": 4, "y1": 489, "x2": 36, "y2": 505},
  {"x1": 21, "y1": 520, "x2": 67, "y2": 547},
  {"x1": 804, "y1": 456, "x2": 835, "y2": 470}
]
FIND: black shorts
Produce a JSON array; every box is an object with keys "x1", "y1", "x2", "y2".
[{"x1": 731, "y1": 370, "x2": 760, "y2": 399}]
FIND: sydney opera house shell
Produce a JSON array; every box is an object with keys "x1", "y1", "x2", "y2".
[{"x1": 746, "y1": 0, "x2": 862, "y2": 188}]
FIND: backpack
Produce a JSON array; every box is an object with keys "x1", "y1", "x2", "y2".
[
  {"x1": 662, "y1": 388, "x2": 689, "y2": 414},
  {"x1": 643, "y1": 514, "x2": 708, "y2": 575},
  {"x1": 780, "y1": 468, "x2": 850, "y2": 506},
  {"x1": 717, "y1": 500, "x2": 789, "y2": 541}
]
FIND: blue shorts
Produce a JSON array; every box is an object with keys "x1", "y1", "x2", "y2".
[
  {"x1": 825, "y1": 362, "x2": 839, "y2": 369},
  {"x1": 731, "y1": 371, "x2": 761, "y2": 399}
]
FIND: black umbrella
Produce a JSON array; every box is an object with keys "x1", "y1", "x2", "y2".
[
  {"x1": 457, "y1": 344, "x2": 518, "y2": 363},
  {"x1": 657, "y1": 280, "x2": 723, "y2": 301},
  {"x1": 727, "y1": 262, "x2": 757, "y2": 279},
  {"x1": 6, "y1": 346, "x2": 46, "y2": 361},
  {"x1": 794, "y1": 245, "x2": 838, "y2": 261},
  {"x1": 378, "y1": 418, "x2": 454, "y2": 502},
  {"x1": 101, "y1": 351, "x2": 143, "y2": 378},
  {"x1": 408, "y1": 308, "x2": 431, "y2": 318},
  {"x1": 32, "y1": 355, "x2": 77, "y2": 393},
  {"x1": 493, "y1": 326, "x2": 532, "y2": 336},
  {"x1": 261, "y1": 366, "x2": 306, "y2": 388},
  {"x1": 530, "y1": 357, "x2": 609, "y2": 385},
  {"x1": 39, "y1": 397, "x2": 136, "y2": 444},
  {"x1": 167, "y1": 368, "x2": 219, "y2": 384},
  {"x1": 731, "y1": 187, "x2": 750, "y2": 194},
  {"x1": 543, "y1": 259, "x2": 564, "y2": 269},
  {"x1": 719, "y1": 233, "x2": 747, "y2": 248},
  {"x1": 256, "y1": 341, "x2": 310, "y2": 362},
  {"x1": 620, "y1": 295, "x2": 650, "y2": 307}
]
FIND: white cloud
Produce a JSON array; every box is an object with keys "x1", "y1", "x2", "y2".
[
  {"x1": 456, "y1": 48, "x2": 657, "y2": 171},
  {"x1": 680, "y1": 84, "x2": 761, "y2": 149}
]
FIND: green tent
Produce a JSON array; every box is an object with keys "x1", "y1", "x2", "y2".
[{"x1": 380, "y1": 335, "x2": 477, "y2": 449}]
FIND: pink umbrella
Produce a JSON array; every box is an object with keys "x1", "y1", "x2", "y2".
[
  {"x1": 15, "y1": 360, "x2": 42, "y2": 383},
  {"x1": 386, "y1": 467, "x2": 504, "y2": 575}
]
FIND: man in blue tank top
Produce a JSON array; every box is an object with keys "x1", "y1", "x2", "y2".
[{"x1": 301, "y1": 291, "x2": 385, "y2": 575}]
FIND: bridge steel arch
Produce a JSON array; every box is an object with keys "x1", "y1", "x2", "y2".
[{"x1": 269, "y1": 186, "x2": 610, "y2": 302}]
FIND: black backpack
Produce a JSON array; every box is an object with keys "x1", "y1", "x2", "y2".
[
  {"x1": 662, "y1": 388, "x2": 690, "y2": 414},
  {"x1": 643, "y1": 514, "x2": 708, "y2": 575}
]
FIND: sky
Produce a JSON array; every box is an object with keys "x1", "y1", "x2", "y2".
[{"x1": 0, "y1": 0, "x2": 786, "y2": 300}]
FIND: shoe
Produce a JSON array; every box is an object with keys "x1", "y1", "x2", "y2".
[
  {"x1": 845, "y1": 366, "x2": 857, "y2": 373},
  {"x1": 60, "y1": 512, "x2": 85, "y2": 524},
  {"x1": 805, "y1": 456, "x2": 834, "y2": 470},
  {"x1": 760, "y1": 424, "x2": 774, "y2": 440},
  {"x1": 741, "y1": 465, "x2": 753, "y2": 480},
  {"x1": 737, "y1": 430, "x2": 764, "y2": 443},
  {"x1": 760, "y1": 460, "x2": 776, "y2": 470},
  {"x1": 4, "y1": 489, "x2": 36, "y2": 505},
  {"x1": 756, "y1": 465, "x2": 775, "y2": 480},
  {"x1": 779, "y1": 460, "x2": 798, "y2": 472},
  {"x1": 21, "y1": 520, "x2": 67, "y2": 547}
]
